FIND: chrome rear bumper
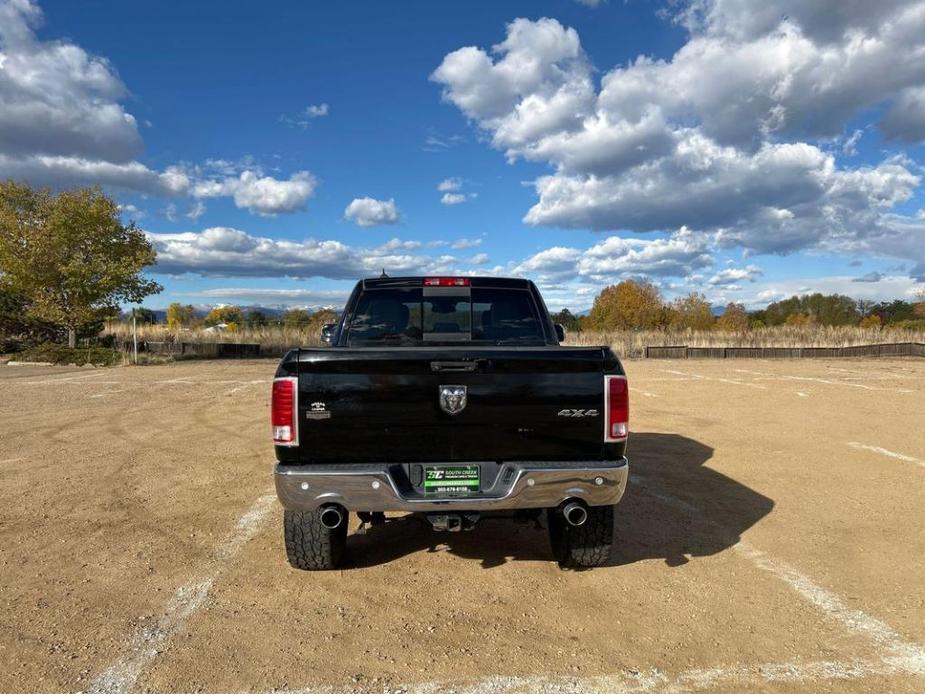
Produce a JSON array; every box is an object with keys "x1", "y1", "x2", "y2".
[{"x1": 274, "y1": 459, "x2": 628, "y2": 513}]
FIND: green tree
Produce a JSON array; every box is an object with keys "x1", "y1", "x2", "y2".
[
  {"x1": 915, "y1": 290, "x2": 925, "y2": 320},
  {"x1": 282, "y1": 308, "x2": 311, "y2": 328},
  {"x1": 0, "y1": 182, "x2": 161, "y2": 347},
  {"x1": 586, "y1": 280, "x2": 667, "y2": 330},
  {"x1": 203, "y1": 305, "x2": 244, "y2": 327},
  {"x1": 166, "y1": 303, "x2": 196, "y2": 330},
  {"x1": 715, "y1": 303, "x2": 749, "y2": 332},
  {"x1": 872, "y1": 299, "x2": 915, "y2": 324},
  {"x1": 803, "y1": 293, "x2": 859, "y2": 325},
  {"x1": 245, "y1": 309, "x2": 268, "y2": 328},
  {"x1": 669, "y1": 292, "x2": 714, "y2": 330},
  {"x1": 763, "y1": 293, "x2": 859, "y2": 326},
  {"x1": 134, "y1": 307, "x2": 158, "y2": 325},
  {"x1": 550, "y1": 308, "x2": 583, "y2": 332},
  {"x1": 0, "y1": 283, "x2": 31, "y2": 337}
]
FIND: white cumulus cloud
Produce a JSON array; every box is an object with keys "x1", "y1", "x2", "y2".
[
  {"x1": 148, "y1": 228, "x2": 458, "y2": 279},
  {"x1": 440, "y1": 192, "x2": 467, "y2": 205},
  {"x1": 451, "y1": 238, "x2": 482, "y2": 250},
  {"x1": 437, "y1": 177, "x2": 477, "y2": 205},
  {"x1": 0, "y1": 1, "x2": 318, "y2": 215},
  {"x1": 432, "y1": 7, "x2": 925, "y2": 274},
  {"x1": 437, "y1": 177, "x2": 462, "y2": 192},
  {"x1": 305, "y1": 103, "x2": 329, "y2": 117},
  {"x1": 344, "y1": 197, "x2": 400, "y2": 227},
  {"x1": 514, "y1": 229, "x2": 713, "y2": 283},
  {"x1": 708, "y1": 265, "x2": 763, "y2": 285}
]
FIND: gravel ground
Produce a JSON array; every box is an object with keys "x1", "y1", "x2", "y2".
[{"x1": 0, "y1": 358, "x2": 923, "y2": 693}]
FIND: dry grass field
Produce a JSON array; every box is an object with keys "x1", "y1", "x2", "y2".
[{"x1": 1, "y1": 357, "x2": 924, "y2": 692}]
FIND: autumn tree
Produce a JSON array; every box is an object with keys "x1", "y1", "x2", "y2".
[
  {"x1": 307, "y1": 308, "x2": 338, "y2": 333},
  {"x1": 586, "y1": 280, "x2": 667, "y2": 330},
  {"x1": 203, "y1": 305, "x2": 244, "y2": 327},
  {"x1": 166, "y1": 303, "x2": 196, "y2": 330},
  {"x1": 785, "y1": 313, "x2": 814, "y2": 326},
  {"x1": 715, "y1": 303, "x2": 749, "y2": 332},
  {"x1": 0, "y1": 182, "x2": 161, "y2": 347},
  {"x1": 669, "y1": 292, "x2": 714, "y2": 330}
]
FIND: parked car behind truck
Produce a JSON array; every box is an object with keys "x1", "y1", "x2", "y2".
[{"x1": 272, "y1": 276, "x2": 629, "y2": 569}]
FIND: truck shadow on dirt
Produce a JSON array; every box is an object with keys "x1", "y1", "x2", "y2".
[{"x1": 343, "y1": 432, "x2": 774, "y2": 570}]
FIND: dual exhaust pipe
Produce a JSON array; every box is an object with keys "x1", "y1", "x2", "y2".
[{"x1": 319, "y1": 502, "x2": 587, "y2": 530}]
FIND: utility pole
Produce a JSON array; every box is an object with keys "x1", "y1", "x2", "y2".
[{"x1": 132, "y1": 307, "x2": 138, "y2": 365}]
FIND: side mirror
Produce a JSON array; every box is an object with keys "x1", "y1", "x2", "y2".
[
  {"x1": 554, "y1": 323, "x2": 566, "y2": 342},
  {"x1": 320, "y1": 323, "x2": 336, "y2": 345}
]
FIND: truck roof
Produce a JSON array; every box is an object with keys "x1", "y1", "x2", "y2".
[{"x1": 361, "y1": 276, "x2": 531, "y2": 289}]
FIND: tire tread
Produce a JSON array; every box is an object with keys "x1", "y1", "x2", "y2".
[
  {"x1": 547, "y1": 504, "x2": 614, "y2": 568},
  {"x1": 284, "y1": 508, "x2": 347, "y2": 570}
]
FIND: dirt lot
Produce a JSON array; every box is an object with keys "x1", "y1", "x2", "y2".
[{"x1": 1, "y1": 357, "x2": 923, "y2": 693}]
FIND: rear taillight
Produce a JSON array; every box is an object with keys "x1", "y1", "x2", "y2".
[
  {"x1": 604, "y1": 374, "x2": 629, "y2": 442},
  {"x1": 272, "y1": 377, "x2": 298, "y2": 446}
]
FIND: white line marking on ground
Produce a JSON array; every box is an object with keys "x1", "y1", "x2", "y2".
[
  {"x1": 277, "y1": 479, "x2": 925, "y2": 694},
  {"x1": 733, "y1": 369, "x2": 914, "y2": 393},
  {"x1": 22, "y1": 380, "x2": 121, "y2": 386},
  {"x1": 847, "y1": 442, "x2": 924, "y2": 469},
  {"x1": 273, "y1": 656, "x2": 925, "y2": 693},
  {"x1": 86, "y1": 492, "x2": 276, "y2": 694},
  {"x1": 660, "y1": 369, "x2": 766, "y2": 390},
  {"x1": 662, "y1": 369, "x2": 704, "y2": 379},
  {"x1": 796, "y1": 391, "x2": 809, "y2": 397},
  {"x1": 629, "y1": 387, "x2": 659, "y2": 398},
  {"x1": 0, "y1": 457, "x2": 24, "y2": 465},
  {"x1": 90, "y1": 389, "x2": 127, "y2": 398},
  {"x1": 734, "y1": 543, "x2": 925, "y2": 662},
  {"x1": 22, "y1": 371, "x2": 109, "y2": 384},
  {"x1": 630, "y1": 473, "x2": 925, "y2": 686},
  {"x1": 369, "y1": 655, "x2": 925, "y2": 694}
]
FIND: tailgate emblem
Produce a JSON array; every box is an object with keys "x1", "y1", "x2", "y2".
[
  {"x1": 558, "y1": 408, "x2": 598, "y2": 417},
  {"x1": 438, "y1": 385, "x2": 467, "y2": 415}
]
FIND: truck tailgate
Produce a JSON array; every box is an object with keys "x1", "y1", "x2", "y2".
[{"x1": 294, "y1": 347, "x2": 608, "y2": 463}]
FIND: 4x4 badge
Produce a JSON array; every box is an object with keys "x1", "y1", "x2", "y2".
[
  {"x1": 557, "y1": 408, "x2": 598, "y2": 417},
  {"x1": 439, "y1": 385, "x2": 467, "y2": 415}
]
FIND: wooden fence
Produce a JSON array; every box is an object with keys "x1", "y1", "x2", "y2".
[
  {"x1": 645, "y1": 342, "x2": 925, "y2": 359},
  {"x1": 143, "y1": 341, "x2": 261, "y2": 358}
]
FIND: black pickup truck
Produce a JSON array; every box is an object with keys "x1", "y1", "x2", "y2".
[{"x1": 272, "y1": 276, "x2": 629, "y2": 569}]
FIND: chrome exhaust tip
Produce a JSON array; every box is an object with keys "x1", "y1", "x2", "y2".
[
  {"x1": 562, "y1": 501, "x2": 588, "y2": 527},
  {"x1": 319, "y1": 505, "x2": 345, "y2": 530}
]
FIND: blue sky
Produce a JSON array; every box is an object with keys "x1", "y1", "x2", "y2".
[{"x1": 2, "y1": 0, "x2": 924, "y2": 311}]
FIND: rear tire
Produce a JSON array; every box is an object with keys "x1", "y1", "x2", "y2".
[
  {"x1": 547, "y1": 504, "x2": 614, "y2": 568},
  {"x1": 284, "y1": 508, "x2": 348, "y2": 570}
]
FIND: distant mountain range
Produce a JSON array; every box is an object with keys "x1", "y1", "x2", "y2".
[{"x1": 120, "y1": 304, "x2": 340, "y2": 322}]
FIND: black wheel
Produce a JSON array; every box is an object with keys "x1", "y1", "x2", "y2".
[
  {"x1": 547, "y1": 504, "x2": 614, "y2": 568},
  {"x1": 284, "y1": 508, "x2": 348, "y2": 570}
]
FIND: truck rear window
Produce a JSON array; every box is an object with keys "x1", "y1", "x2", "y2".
[{"x1": 343, "y1": 287, "x2": 545, "y2": 346}]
